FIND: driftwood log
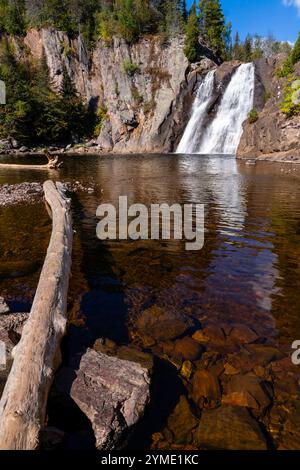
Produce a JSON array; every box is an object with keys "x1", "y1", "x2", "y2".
[
  {"x1": 0, "y1": 151, "x2": 63, "y2": 170},
  {"x1": 0, "y1": 181, "x2": 73, "y2": 450}
]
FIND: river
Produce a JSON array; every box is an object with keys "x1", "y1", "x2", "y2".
[{"x1": 1, "y1": 153, "x2": 300, "y2": 449}]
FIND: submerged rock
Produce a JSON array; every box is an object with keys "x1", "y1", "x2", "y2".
[
  {"x1": 166, "y1": 396, "x2": 199, "y2": 445},
  {"x1": 56, "y1": 349, "x2": 151, "y2": 450},
  {"x1": 192, "y1": 369, "x2": 221, "y2": 409},
  {"x1": 195, "y1": 406, "x2": 268, "y2": 450},
  {"x1": 136, "y1": 305, "x2": 194, "y2": 345},
  {"x1": 222, "y1": 374, "x2": 272, "y2": 413}
]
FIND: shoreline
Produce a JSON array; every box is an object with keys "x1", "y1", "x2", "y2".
[{"x1": 1, "y1": 148, "x2": 300, "y2": 164}]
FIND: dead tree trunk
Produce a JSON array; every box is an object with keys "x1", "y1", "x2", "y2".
[
  {"x1": 0, "y1": 181, "x2": 73, "y2": 450},
  {"x1": 0, "y1": 151, "x2": 63, "y2": 170}
]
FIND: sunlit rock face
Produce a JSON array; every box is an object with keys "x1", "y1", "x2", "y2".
[{"x1": 238, "y1": 57, "x2": 300, "y2": 161}]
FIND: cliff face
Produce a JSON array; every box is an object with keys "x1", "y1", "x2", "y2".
[
  {"x1": 238, "y1": 57, "x2": 300, "y2": 161},
  {"x1": 14, "y1": 29, "x2": 201, "y2": 153}
]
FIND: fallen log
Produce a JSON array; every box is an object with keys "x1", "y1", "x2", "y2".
[
  {"x1": 0, "y1": 151, "x2": 63, "y2": 170},
  {"x1": 0, "y1": 180, "x2": 73, "y2": 450}
]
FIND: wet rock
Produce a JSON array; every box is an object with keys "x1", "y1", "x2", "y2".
[
  {"x1": 93, "y1": 338, "x2": 154, "y2": 372},
  {"x1": 0, "y1": 297, "x2": 10, "y2": 315},
  {"x1": 136, "y1": 305, "x2": 194, "y2": 344},
  {"x1": 166, "y1": 396, "x2": 199, "y2": 445},
  {"x1": 180, "y1": 361, "x2": 194, "y2": 380},
  {"x1": 192, "y1": 326, "x2": 226, "y2": 345},
  {"x1": 195, "y1": 406, "x2": 268, "y2": 450},
  {"x1": 174, "y1": 337, "x2": 204, "y2": 361},
  {"x1": 222, "y1": 374, "x2": 272, "y2": 413},
  {"x1": 224, "y1": 363, "x2": 240, "y2": 376},
  {"x1": 228, "y1": 324, "x2": 259, "y2": 344},
  {"x1": 243, "y1": 344, "x2": 285, "y2": 365},
  {"x1": 192, "y1": 369, "x2": 221, "y2": 408},
  {"x1": 56, "y1": 349, "x2": 151, "y2": 450}
]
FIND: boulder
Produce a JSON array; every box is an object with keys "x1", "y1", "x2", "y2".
[
  {"x1": 192, "y1": 369, "x2": 221, "y2": 408},
  {"x1": 195, "y1": 406, "x2": 268, "y2": 450},
  {"x1": 56, "y1": 349, "x2": 151, "y2": 450}
]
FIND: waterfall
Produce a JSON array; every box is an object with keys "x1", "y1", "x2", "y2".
[
  {"x1": 176, "y1": 70, "x2": 216, "y2": 155},
  {"x1": 177, "y1": 63, "x2": 255, "y2": 155}
]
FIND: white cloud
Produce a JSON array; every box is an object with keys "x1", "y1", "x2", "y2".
[{"x1": 282, "y1": 0, "x2": 300, "y2": 16}]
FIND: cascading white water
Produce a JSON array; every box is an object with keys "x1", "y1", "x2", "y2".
[
  {"x1": 177, "y1": 62, "x2": 255, "y2": 155},
  {"x1": 176, "y1": 70, "x2": 216, "y2": 155}
]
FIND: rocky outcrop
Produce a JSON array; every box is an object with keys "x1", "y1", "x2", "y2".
[
  {"x1": 238, "y1": 57, "x2": 300, "y2": 161},
  {"x1": 11, "y1": 29, "x2": 219, "y2": 153}
]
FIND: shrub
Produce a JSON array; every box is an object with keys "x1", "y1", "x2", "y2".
[
  {"x1": 280, "y1": 77, "x2": 300, "y2": 117},
  {"x1": 276, "y1": 56, "x2": 294, "y2": 78},
  {"x1": 121, "y1": 60, "x2": 140, "y2": 77},
  {"x1": 93, "y1": 105, "x2": 108, "y2": 137},
  {"x1": 248, "y1": 108, "x2": 259, "y2": 124}
]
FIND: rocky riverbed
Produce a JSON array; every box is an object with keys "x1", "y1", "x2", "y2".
[{"x1": 0, "y1": 181, "x2": 98, "y2": 207}]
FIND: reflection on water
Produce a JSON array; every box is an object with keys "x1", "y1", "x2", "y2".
[{"x1": 1, "y1": 153, "x2": 300, "y2": 449}]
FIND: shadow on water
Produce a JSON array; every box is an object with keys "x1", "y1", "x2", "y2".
[
  {"x1": 47, "y1": 190, "x2": 130, "y2": 449},
  {"x1": 127, "y1": 358, "x2": 186, "y2": 450}
]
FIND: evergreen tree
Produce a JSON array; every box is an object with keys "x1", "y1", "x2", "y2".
[
  {"x1": 198, "y1": 0, "x2": 231, "y2": 60},
  {"x1": 184, "y1": 1, "x2": 199, "y2": 63},
  {"x1": 232, "y1": 32, "x2": 242, "y2": 60},
  {"x1": 0, "y1": 0, "x2": 27, "y2": 35},
  {"x1": 163, "y1": 0, "x2": 186, "y2": 35},
  {"x1": 291, "y1": 32, "x2": 300, "y2": 65},
  {"x1": 243, "y1": 34, "x2": 252, "y2": 62}
]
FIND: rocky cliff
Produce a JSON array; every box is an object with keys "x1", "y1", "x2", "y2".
[
  {"x1": 238, "y1": 56, "x2": 300, "y2": 162},
  {"x1": 10, "y1": 28, "x2": 217, "y2": 153}
]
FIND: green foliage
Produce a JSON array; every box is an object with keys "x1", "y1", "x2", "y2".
[
  {"x1": 248, "y1": 108, "x2": 259, "y2": 124},
  {"x1": 95, "y1": 10, "x2": 116, "y2": 45},
  {"x1": 93, "y1": 104, "x2": 108, "y2": 136},
  {"x1": 121, "y1": 59, "x2": 140, "y2": 76},
  {"x1": 276, "y1": 32, "x2": 300, "y2": 78},
  {"x1": 61, "y1": 41, "x2": 72, "y2": 58},
  {"x1": 0, "y1": 0, "x2": 27, "y2": 35},
  {"x1": 291, "y1": 32, "x2": 300, "y2": 65},
  {"x1": 0, "y1": 42, "x2": 94, "y2": 145},
  {"x1": 184, "y1": 2, "x2": 199, "y2": 63},
  {"x1": 280, "y1": 77, "x2": 300, "y2": 117},
  {"x1": 276, "y1": 56, "x2": 294, "y2": 78}
]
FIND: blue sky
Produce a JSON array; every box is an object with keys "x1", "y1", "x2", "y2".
[{"x1": 187, "y1": 0, "x2": 300, "y2": 43}]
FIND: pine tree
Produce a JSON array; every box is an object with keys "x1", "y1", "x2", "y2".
[
  {"x1": 232, "y1": 32, "x2": 241, "y2": 60},
  {"x1": 243, "y1": 34, "x2": 252, "y2": 62},
  {"x1": 198, "y1": 0, "x2": 230, "y2": 60},
  {"x1": 291, "y1": 32, "x2": 300, "y2": 65},
  {"x1": 184, "y1": 1, "x2": 200, "y2": 63}
]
